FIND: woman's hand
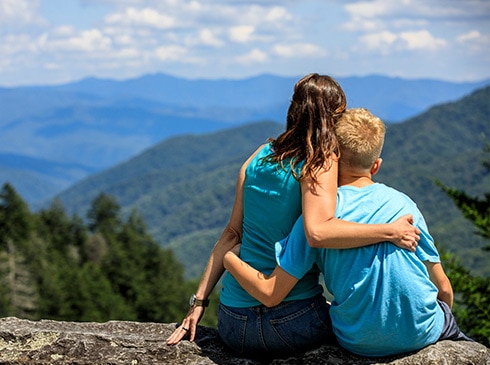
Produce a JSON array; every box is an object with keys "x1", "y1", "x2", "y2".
[
  {"x1": 166, "y1": 305, "x2": 205, "y2": 345},
  {"x1": 390, "y1": 214, "x2": 420, "y2": 252}
]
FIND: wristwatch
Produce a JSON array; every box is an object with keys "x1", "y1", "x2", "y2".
[{"x1": 189, "y1": 294, "x2": 210, "y2": 307}]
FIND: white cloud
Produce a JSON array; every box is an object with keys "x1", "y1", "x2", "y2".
[
  {"x1": 43, "y1": 62, "x2": 60, "y2": 70},
  {"x1": 114, "y1": 47, "x2": 140, "y2": 59},
  {"x1": 113, "y1": 33, "x2": 134, "y2": 46},
  {"x1": 359, "y1": 29, "x2": 445, "y2": 53},
  {"x1": 390, "y1": 18, "x2": 428, "y2": 29},
  {"x1": 342, "y1": 0, "x2": 490, "y2": 43},
  {"x1": 0, "y1": 0, "x2": 488, "y2": 85},
  {"x1": 229, "y1": 26, "x2": 255, "y2": 43},
  {"x1": 105, "y1": 7, "x2": 177, "y2": 29},
  {"x1": 360, "y1": 31, "x2": 398, "y2": 51},
  {"x1": 235, "y1": 49, "x2": 268, "y2": 64},
  {"x1": 1, "y1": 34, "x2": 34, "y2": 54},
  {"x1": 0, "y1": 0, "x2": 45, "y2": 26},
  {"x1": 46, "y1": 29, "x2": 113, "y2": 53},
  {"x1": 344, "y1": 0, "x2": 490, "y2": 20},
  {"x1": 154, "y1": 45, "x2": 190, "y2": 61},
  {"x1": 52, "y1": 26, "x2": 77, "y2": 37},
  {"x1": 343, "y1": 18, "x2": 382, "y2": 32},
  {"x1": 456, "y1": 30, "x2": 490, "y2": 53},
  {"x1": 192, "y1": 28, "x2": 224, "y2": 47},
  {"x1": 273, "y1": 43, "x2": 326, "y2": 58},
  {"x1": 399, "y1": 30, "x2": 446, "y2": 50},
  {"x1": 263, "y1": 6, "x2": 292, "y2": 23},
  {"x1": 345, "y1": 0, "x2": 396, "y2": 18},
  {"x1": 457, "y1": 30, "x2": 481, "y2": 42}
]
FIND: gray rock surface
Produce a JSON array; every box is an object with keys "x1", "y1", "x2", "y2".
[{"x1": 0, "y1": 317, "x2": 488, "y2": 364}]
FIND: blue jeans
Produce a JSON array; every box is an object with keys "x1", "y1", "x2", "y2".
[{"x1": 218, "y1": 293, "x2": 333, "y2": 359}]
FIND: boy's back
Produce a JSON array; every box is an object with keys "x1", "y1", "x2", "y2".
[
  {"x1": 276, "y1": 108, "x2": 469, "y2": 356},
  {"x1": 318, "y1": 182, "x2": 444, "y2": 356}
]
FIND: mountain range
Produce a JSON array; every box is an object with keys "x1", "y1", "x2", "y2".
[
  {"x1": 1, "y1": 73, "x2": 488, "y2": 206},
  {"x1": 52, "y1": 86, "x2": 490, "y2": 279}
]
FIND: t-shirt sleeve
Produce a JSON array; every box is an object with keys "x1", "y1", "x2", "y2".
[
  {"x1": 275, "y1": 216, "x2": 318, "y2": 279},
  {"x1": 412, "y1": 204, "x2": 440, "y2": 263}
]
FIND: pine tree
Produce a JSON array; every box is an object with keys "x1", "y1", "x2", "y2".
[
  {"x1": 0, "y1": 188, "x2": 192, "y2": 323},
  {"x1": 87, "y1": 193, "x2": 121, "y2": 235},
  {"x1": 122, "y1": 211, "x2": 189, "y2": 322},
  {"x1": 87, "y1": 195, "x2": 190, "y2": 322},
  {"x1": 0, "y1": 184, "x2": 38, "y2": 318},
  {"x1": 0, "y1": 183, "x2": 32, "y2": 246}
]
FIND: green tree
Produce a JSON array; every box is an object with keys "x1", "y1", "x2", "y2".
[
  {"x1": 37, "y1": 199, "x2": 87, "y2": 256},
  {"x1": 112, "y1": 210, "x2": 189, "y2": 322},
  {"x1": 0, "y1": 183, "x2": 32, "y2": 246},
  {"x1": 65, "y1": 262, "x2": 133, "y2": 321},
  {"x1": 87, "y1": 193, "x2": 121, "y2": 235},
  {"x1": 0, "y1": 188, "x2": 193, "y2": 324},
  {"x1": 0, "y1": 184, "x2": 38, "y2": 318},
  {"x1": 86, "y1": 195, "x2": 138, "y2": 320},
  {"x1": 439, "y1": 249, "x2": 490, "y2": 345},
  {"x1": 436, "y1": 140, "x2": 490, "y2": 247},
  {"x1": 436, "y1": 140, "x2": 490, "y2": 346},
  {"x1": 32, "y1": 200, "x2": 82, "y2": 320},
  {"x1": 88, "y1": 197, "x2": 190, "y2": 322}
]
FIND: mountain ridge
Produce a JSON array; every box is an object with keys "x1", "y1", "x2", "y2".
[{"x1": 1, "y1": 73, "x2": 488, "y2": 206}]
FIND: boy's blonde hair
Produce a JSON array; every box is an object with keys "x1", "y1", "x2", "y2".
[{"x1": 334, "y1": 108, "x2": 385, "y2": 170}]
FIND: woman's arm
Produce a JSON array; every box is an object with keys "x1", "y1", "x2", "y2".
[
  {"x1": 223, "y1": 249, "x2": 298, "y2": 307},
  {"x1": 166, "y1": 145, "x2": 264, "y2": 345},
  {"x1": 301, "y1": 159, "x2": 420, "y2": 250}
]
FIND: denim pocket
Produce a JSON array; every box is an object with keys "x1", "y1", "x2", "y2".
[
  {"x1": 218, "y1": 304, "x2": 248, "y2": 354},
  {"x1": 269, "y1": 300, "x2": 331, "y2": 352}
]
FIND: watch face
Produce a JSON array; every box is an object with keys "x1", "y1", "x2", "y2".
[{"x1": 189, "y1": 294, "x2": 196, "y2": 306}]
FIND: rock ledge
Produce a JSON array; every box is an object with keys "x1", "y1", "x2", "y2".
[{"x1": 0, "y1": 317, "x2": 488, "y2": 364}]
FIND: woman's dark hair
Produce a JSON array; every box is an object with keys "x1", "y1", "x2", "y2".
[{"x1": 266, "y1": 73, "x2": 346, "y2": 182}]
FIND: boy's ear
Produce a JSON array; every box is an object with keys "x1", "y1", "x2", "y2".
[{"x1": 371, "y1": 158, "x2": 382, "y2": 176}]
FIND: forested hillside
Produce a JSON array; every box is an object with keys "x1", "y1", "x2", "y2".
[
  {"x1": 0, "y1": 185, "x2": 195, "y2": 323},
  {"x1": 55, "y1": 87, "x2": 490, "y2": 279}
]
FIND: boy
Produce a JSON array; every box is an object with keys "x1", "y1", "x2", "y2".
[{"x1": 223, "y1": 108, "x2": 471, "y2": 357}]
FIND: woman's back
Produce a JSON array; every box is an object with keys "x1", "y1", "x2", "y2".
[{"x1": 220, "y1": 143, "x2": 321, "y2": 307}]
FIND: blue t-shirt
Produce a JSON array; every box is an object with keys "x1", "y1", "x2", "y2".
[
  {"x1": 220, "y1": 143, "x2": 323, "y2": 307},
  {"x1": 276, "y1": 183, "x2": 445, "y2": 356}
]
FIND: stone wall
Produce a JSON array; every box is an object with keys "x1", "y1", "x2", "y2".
[{"x1": 0, "y1": 317, "x2": 488, "y2": 364}]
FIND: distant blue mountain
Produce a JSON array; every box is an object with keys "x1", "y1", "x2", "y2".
[
  {"x1": 0, "y1": 153, "x2": 96, "y2": 205},
  {"x1": 54, "y1": 73, "x2": 489, "y2": 121},
  {"x1": 0, "y1": 73, "x2": 488, "y2": 206}
]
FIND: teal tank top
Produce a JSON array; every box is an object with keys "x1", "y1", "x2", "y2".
[{"x1": 220, "y1": 143, "x2": 323, "y2": 307}]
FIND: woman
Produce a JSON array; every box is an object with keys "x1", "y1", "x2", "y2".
[{"x1": 166, "y1": 74, "x2": 419, "y2": 358}]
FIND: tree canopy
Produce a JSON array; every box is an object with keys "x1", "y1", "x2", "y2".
[{"x1": 0, "y1": 188, "x2": 196, "y2": 324}]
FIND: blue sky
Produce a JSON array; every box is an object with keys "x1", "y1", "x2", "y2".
[{"x1": 1, "y1": 0, "x2": 489, "y2": 86}]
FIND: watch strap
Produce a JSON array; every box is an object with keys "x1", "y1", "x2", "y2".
[
  {"x1": 194, "y1": 298, "x2": 210, "y2": 307},
  {"x1": 190, "y1": 294, "x2": 210, "y2": 307}
]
